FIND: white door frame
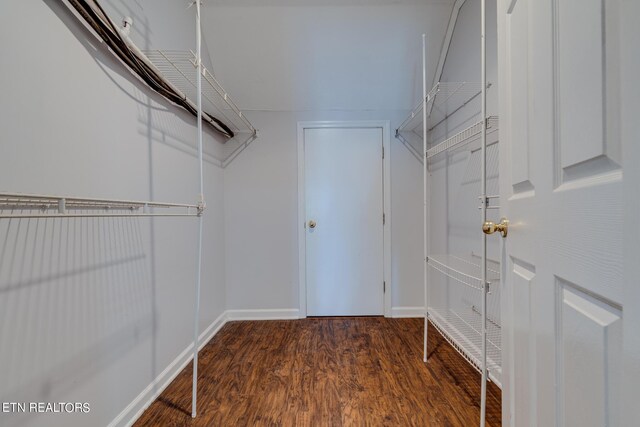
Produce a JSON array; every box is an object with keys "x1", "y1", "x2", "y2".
[{"x1": 297, "y1": 120, "x2": 392, "y2": 318}]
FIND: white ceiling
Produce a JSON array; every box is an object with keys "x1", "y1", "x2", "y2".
[{"x1": 201, "y1": 1, "x2": 453, "y2": 112}]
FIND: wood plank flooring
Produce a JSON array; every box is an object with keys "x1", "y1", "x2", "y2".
[{"x1": 135, "y1": 318, "x2": 501, "y2": 426}]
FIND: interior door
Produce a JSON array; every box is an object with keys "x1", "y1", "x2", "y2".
[
  {"x1": 304, "y1": 127, "x2": 384, "y2": 316},
  {"x1": 498, "y1": 0, "x2": 626, "y2": 426}
]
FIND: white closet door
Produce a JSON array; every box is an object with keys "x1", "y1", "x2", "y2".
[
  {"x1": 498, "y1": 0, "x2": 627, "y2": 426},
  {"x1": 304, "y1": 127, "x2": 384, "y2": 316}
]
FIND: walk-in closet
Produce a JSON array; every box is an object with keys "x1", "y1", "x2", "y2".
[{"x1": 1, "y1": 0, "x2": 637, "y2": 426}]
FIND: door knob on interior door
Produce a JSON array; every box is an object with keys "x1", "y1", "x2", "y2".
[
  {"x1": 308, "y1": 220, "x2": 317, "y2": 229},
  {"x1": 482, "y1": 218, "x2": 509, "y2": 238}
]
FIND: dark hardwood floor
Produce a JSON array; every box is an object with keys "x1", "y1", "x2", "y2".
[{"x1": 135, "y1": 317, "x2": 501, "y2": 426}]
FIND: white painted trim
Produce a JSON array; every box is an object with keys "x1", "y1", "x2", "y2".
[
  {"x1": 108, "y1": 311, "x2": 228, "y2": 427},
  {"x1": 297, "y1": 121, "x2": 392, "y2": 318},
  {"x1": 109, "y1": 309, "x2": 300, "y2": 427},
  {"x1": 226, "y1": 309, "x2": 300, "y2": 321},
  {"x1": 391, "y1": 307, "x2": 426, "y2": 318},
  {"x1": 383, "y1": 123, "x2": 392, "y2": 318},
  {"x1": 297, "y1": 124, "x2": 307, "y2": 318}
]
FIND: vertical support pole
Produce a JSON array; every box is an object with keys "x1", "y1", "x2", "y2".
[
  {"x1": 422, "y1": 33, "x2": 429, "y2": 363},
  {"x1": 192, "y1": 0, "x2": 205, "y2": 419},
  {"x1": 480, "y1": 0, "x2": 488, "y2": 426}
]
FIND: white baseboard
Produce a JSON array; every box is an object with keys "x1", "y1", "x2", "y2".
[
  {"x1": 110, "y1": 309, "x2": 300, "y2": 426},
  {"x1": 226, "y1": 308, "x2": 300, "y2": 321},
  {"x1": 391, "y1": 306, "x2": 425, "y2": 318},
  {"x1": 108, "y1": 310, "x2": 229, "y2": 427}
]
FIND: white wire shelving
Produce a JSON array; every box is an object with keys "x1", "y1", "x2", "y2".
[
  {"x1": 428, "y1": 305, "x2": 502, "y2": 386},
  {"x1": 142, "y1": 50, "x2": 257, "y2": 144},
  {"x1": 427, "y1": 254, "x2": 502, "y2": 386},
  {"x1": 427, "y1": 253, "x2": 500, "y2": 291},
  {"x1": 410, "y1": 4, "x2": 497, "y2": 424},
  {"x1": 395, "y1": 131, "x2": 424, "y2": 164},
  {"x1": 396, "y1": 81, "x2": 484, "y2": 139},
  {"x1": 0, "y1": 193, "x2": 201, "y2": 219},
  {"x1": 38, "y1": 2, "x2": 224, "y2": 419},
  {"x1": 427, "y1": 116, "x2": 499, "y2": 159}
]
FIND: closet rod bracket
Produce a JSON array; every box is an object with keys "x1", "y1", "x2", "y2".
[{"x1": 197, "y1": 200, "x2": 206, "y2": 216}]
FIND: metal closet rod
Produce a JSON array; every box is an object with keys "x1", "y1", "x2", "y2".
[{"x1": 0, "y1": 192, "x2": 202, "y2": 219}]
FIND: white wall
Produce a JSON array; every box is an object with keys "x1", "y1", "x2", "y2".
[
  {"x1": 224, "y1": 109, "x2": 424, "y2": 315},
  {"x1": 0, "y1": 1, "x2": 226, "y2": 426},
  {"x1": 214, "y1": 2, "x2": 452, "y2": 316}
]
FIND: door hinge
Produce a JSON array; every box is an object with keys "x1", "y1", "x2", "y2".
[
  {"x1": 382, "y1": 146, "x2": 385, "y2": 159},
  {"x1": 383, "y1": 213, "x2": 386, "y2": 225},
  {"x1": 383, "y1": 281, "x2": 386, "y2": 293}
]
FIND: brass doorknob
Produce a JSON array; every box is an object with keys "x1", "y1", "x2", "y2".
[
  {"x1": 308, "y1": 220, "x2": 317, "y2": 229},
  {"x1": 482, "y1": 218, "x2": 509, "y2": 238}
]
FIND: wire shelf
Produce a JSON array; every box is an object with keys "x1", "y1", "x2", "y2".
[
  {"x1": 427, "y1": 116, "x2": 499, "y2": 159},
  {"x1": 142, "y1": 50, "x2": 256, "y2": 138},
  {"x1": 428, "y1": 306, "x2": 502, "y2": 387},
  {"x1": 0, "y1": 193, "x2": 201, "y2": 219},
  {"x1": 427, "y1": 253, "x2": 500, "y2": 290},
  {"x1": 396, "y1": 82, "x2": 484, "y2": 137}
]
